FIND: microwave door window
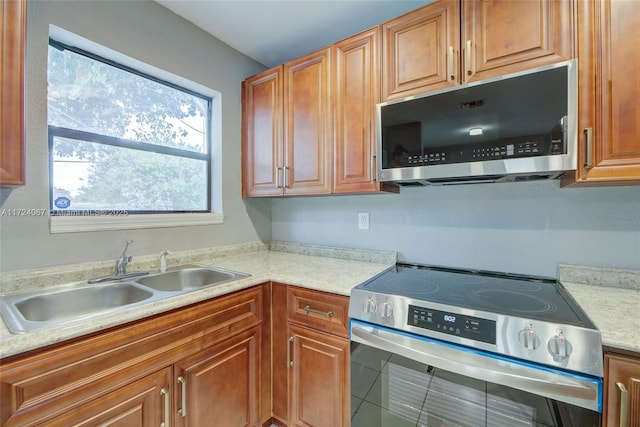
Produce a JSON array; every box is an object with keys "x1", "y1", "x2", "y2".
[{"x1": 379, "y1": 64, "x2": 569, "y2": 170}]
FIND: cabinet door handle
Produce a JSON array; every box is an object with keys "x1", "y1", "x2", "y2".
[
  {"x1": 160, "y1": 388, "x2": 170, "y2": 427},
  {"x1": 448, "y1": 46, "x2": 455, "y2": 81},
  {"x1": 284, "y1": 166, "x2": 290, "y2": 188},
  {"x1": 465, "y1": 40, "x2": 473, "y2": 77},
  {"x1": 371, "y1": 155, "x2": 377, "y2": 182},
  {"x1": 584, "y1": 128, "x2": 594, "y2": 168},
  {"x1": 275, "y1": 167, "x2": 282, "y2": 188},
  {"x1": 617, "y1": 382, "x2": 628, "y2": 427},
  {"x1": 304, "y1": 305, "x2": 334, "y2": 318},
  {"x1": 177, "y1": 376, "x2": 187, "y2": 418},
  {"x1": 287, "y1": 336, "x2": 294, "y2": 367}
]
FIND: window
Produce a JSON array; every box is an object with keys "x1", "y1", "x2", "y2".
[{"x1": 47, "y1": 27, "x2": 222, "y2": 233}]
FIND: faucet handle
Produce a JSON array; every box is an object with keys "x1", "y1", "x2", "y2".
[
  {"x1": 115, "y1": 240, "x2": 134, "y2": 275},
  {"x1": 121, "y1": 240, "x2": 133, "y2": 256}
]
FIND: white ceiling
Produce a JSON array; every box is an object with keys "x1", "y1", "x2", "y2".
[{"x1": 154, "y1": 0, "x2": 432, "y2": 68}]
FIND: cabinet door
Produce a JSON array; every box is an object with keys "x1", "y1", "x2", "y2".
[
  {"x1": 332, "y1": 27, "x2": 379, "y2": 193},
  {"x1": 572, "y1": 0, "x2": 640, "y2": 184},
  {"x1": 0, "y1": 0, "x2": 26, "y2": 185},
  {"x1": 242, "y1": 66, "x2": 284, "y2": 196},
  {"x1": 604, "y1": 354, "x2": 640, "y2": 427},
  {"x1": 462, "y1": 0, "x2": 574, "y2": 83},
  {"x1": 381, "y1": 0, "x2": 459, "y2": 101},
  {"x1": 288, "y1": 323, "x2": 350, "y2": 427},
  {"x1": 37, "y1": 368, "x2": 171, "y2": 427},
  {"x1": 174, "y1": 328, "x2": 260, "y2": 427},
  {"x1": 283, "y1": 47, "x2": 332, "y2": 195}
]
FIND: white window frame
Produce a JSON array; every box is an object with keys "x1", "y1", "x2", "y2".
[{"x1": 48, "y1": 26, "x2": 223, "y2": 234}]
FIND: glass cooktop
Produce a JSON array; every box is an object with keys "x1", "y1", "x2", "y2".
[{"x1": 357, "y1": 263, "x2": 593, "y2": 326}]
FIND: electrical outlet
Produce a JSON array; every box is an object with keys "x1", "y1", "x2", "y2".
[{"x1": 358, "y1": 212, "x2": 369, "y2": 230}]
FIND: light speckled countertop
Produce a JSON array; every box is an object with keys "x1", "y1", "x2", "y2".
[
  {"x1": 560, "y1": 264, "x2": 640, "y2": 355},
  {"x1": 0, "y1": 243, "x2": 395, "y2": 359},
  {"x1": 1, "y1": 245, "x2": 637, "y2": 360}
]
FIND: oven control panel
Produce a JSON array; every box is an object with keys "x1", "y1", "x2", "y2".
[{"x1": 408, "y1": 305, "x2": 496, "y2": 345}]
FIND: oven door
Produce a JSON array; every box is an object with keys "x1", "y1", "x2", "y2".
[{"x1": 350, "y1": 320, "x2": 601, "y2": 427}]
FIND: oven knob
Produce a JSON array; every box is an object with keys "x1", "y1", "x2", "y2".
[
  {"x1": 518, "y1": 323, "x2": 540, "y2": 350},
  {"x1": 379, "y1": 302, "x2": 393, "y2": 318},
  {"x1": 548, "y1": 329, "x2": 572, "y2": 361},
  {"x1": 361, "y1": 298, "x2": 376, "y2": 314}
]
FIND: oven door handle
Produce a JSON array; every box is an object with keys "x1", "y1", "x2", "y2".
[{"x1": 351, "y1": 323, "x2": 601, "y2": 412}]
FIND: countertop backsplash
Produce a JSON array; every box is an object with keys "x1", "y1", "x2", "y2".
[
  {"x1": 559, "y1": 263, "x2": 640, "y2": 290},
  {"x1": 0, "y1": 241, "x2": 269, "y2": 294}
]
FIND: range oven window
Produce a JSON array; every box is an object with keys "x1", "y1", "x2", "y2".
[{"x1": 350, "y1": 342, "x2": 600, "y2": 427}]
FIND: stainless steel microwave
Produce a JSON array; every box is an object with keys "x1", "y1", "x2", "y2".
[{"x1": 376, "y1": 60, "x2": 578, "y2": 185}]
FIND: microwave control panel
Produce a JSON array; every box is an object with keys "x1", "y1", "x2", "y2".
[
  {"x1": 408, "y1": 304, "x2": 496, "y2": 344},
  {"x1": 403, "y1": 137, "x2": 564, "y2": 167}
]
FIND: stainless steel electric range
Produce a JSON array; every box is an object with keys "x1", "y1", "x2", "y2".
[{"x1": 349, "y1": 263, "x2": 603, "y2": 427}]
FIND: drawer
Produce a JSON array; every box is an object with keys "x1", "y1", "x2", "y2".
[{"x1": 287, "y1": 286, "x2": 349, "y2": 338}]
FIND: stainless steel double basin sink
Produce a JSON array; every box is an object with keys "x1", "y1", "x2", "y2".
[{"x1": 0, "y1": 265, "x2": 250, "y2": 333}]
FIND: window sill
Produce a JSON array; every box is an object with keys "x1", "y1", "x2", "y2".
[{"x1": 50, "y1": 212, "x2": 223, "y2": 234}]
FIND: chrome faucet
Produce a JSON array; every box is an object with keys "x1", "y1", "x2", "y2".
[
  {"x1": 115, "y1": 240, "x2": 133, "y2": 276},
  {"x1": 159, "y1": 250, "x2": 170, "y2": 273}
]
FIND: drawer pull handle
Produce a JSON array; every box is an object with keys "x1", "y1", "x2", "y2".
[
  {"x1": 617, "y1": 382, "x2": 628, "y2": 427},
  {"x1": 160, "y1": 388, "x2": 170, "y2": 427},
  {"x1": 178, "y1": 376, "x2": 187, "y2": 417},
  {"x1": 304, "y1": 305, "x2": 333, "y2": 318}
]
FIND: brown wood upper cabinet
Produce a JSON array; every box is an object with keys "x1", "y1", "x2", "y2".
[
  {"x1": 243, "y1": 31, "x2": 397, "y2": 197},
  {"x1": 0, "y1": 0, "x2": 26, "y2": 186},
  {"x1": 242, "y1": 48, "x2": 331, "y2": 197},
  {"x1": 333, "y1": 27, "x2": 397, "y2": 194},
  {"x1": 381, "y1": 0, "x2": 574, "y2": 101},
  {"x1": 284, "y1": 48, "x2": 332, "y2": 196},
  {"x1": 242, "y1": 66, "x2": 283, "y2": 197},
  {"x1": 565, "y1": 0, "x2": 640, "y2": 185}
]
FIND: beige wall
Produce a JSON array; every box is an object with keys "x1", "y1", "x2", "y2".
[{"x1": 0, "y1": 0, "x2": 270, "y2": 272}]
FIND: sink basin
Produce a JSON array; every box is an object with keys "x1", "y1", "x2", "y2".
[
  {"x1": 135, "y1": 266, "x2": 247, "y2": 292},
  {"x1": 1, "y1": 282, "x2": 154, "y2": 333},
  {"x1": 0, "y1": 264, "x2": 250, "y2": 334},
  {"x1": 14, "y1": 283, "x2": 153, "y2": 322}
]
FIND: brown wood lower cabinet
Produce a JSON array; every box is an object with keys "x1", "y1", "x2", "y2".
[
  {"x1": 604, "y1": 352, "x2": 640, "y2": 427},
  {"x1": 175, "y1": 327, "x2": 261, "y2": 427},
  {"x1": 288, "y1": 324, "x2": 350, "y2": 427},
  {"x1": 272, "y1": 283, "x2": 351, "y2": 427},
  {"x1": 34, "y1": 368, "x2": 171, "y2": 427},
  {"x1": 0, "y1": 285, "x2": 267, "y2": 427},
  {"x1": 0, "y1": 282, "x2": 350, "y2": 427}
]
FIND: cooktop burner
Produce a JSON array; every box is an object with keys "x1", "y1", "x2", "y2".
[{"x1": 358, "y1": 263, "x2": 586, "y2": 325}]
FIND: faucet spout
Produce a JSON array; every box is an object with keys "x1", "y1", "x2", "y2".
[
  {"x1": 159, "y1": 250, "x2": 170, "y2": 273},
  {"x1": 115, "y1": 240, "x2": 133, "y2": 276}
]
